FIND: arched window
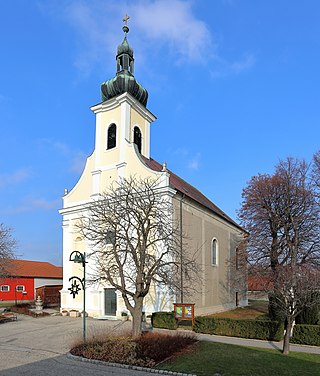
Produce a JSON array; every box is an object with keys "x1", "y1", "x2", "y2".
[
  {"x1": 133, "y1": 126, "x2": 142, "y2": 153},
  {"x1": 107, "y1": 124, "x2": 117, "y2": 150},
  {"x1": 211, "y1": 238, "x2": 218, "y2": 266}
]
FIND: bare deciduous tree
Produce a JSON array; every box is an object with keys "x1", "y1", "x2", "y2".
[
  {"x1": 77, "y1": 176, "x2": 199, "y2": 337},
  {"x1": 269, "y1": 264, "x2": 320, "y2": 355},
  {"x1": 239, "y1": 157, "x2": 320, "y2": 354},
  {"x1": 0, "y1": 223, "x2": 16, "y2": 277}
]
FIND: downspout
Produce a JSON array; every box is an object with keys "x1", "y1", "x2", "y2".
[{"x1": 179, "y1": 193, "x2": 185, "y2": 303}]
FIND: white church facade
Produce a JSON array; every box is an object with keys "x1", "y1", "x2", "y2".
[{"x1": 59, "y1": 23, "x2": 247, "y2": 319}]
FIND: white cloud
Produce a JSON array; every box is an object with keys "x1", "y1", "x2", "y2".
[
  {"x1": 10, "y1": 197, "x2": 61, "y2": 213},
  {"x1": 230, "y1": 54, "x2": 256, "y2": 74},
  {"x1": 0, "y1": 169, "x2": 30, "y2": 188},
  {"x1": 37, "y1": 138, "x2": 87, "y2": 173},
  {"x1": 42, "y1": 0, "x2": 213, "y2": 76},
  {"x1": 42, "y1": 0, "x2": 255, "y2": 78},
  {"x1": 210, "y1": 53, "x2": 256, "y2": 78},
  {"x1": 188, "y1": 152, "x2": 201, "y2": 170},
  {"x1": 70, "y1": 151, "x2": 87, "y2": 174},
  {"x1": 132, "y1": 0, "x2": 213, "y2": 63}
]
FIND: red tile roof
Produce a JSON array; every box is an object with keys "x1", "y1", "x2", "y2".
[
  {"x1": 4, "y1": 259, "x2": 62, "y2": 279},
  {"x1": 248, "y1": 276, "x2": 273, "y2": 291},
  {"x1": 142, "y1": 156, "x2": 244, "y2": 231}
]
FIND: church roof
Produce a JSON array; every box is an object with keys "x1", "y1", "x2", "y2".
[
  {"x1": 3, "y1": 259, "x2": 62, "y2": 279},
  {"x1": 141, "y1": 156, "x2": 244, "y2": 231}
]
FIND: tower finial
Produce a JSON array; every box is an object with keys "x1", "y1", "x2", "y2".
[{"x1": 122, "y1": 14, "x2": 130, "y2": 33}]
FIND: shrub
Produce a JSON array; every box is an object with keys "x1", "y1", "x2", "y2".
[
  {"x1": 291, "y1": 324, "x2": 320, "y2": 346},
  {"x1": 70, "y1": 332, "x2": 197, "y2": 367},
  {"x1": 295, "y1": 299, "x2": 320, "y2": 325},
  {"x1": 151, "y1": 312, "x2": 177, "y2": 330},
  {"x1": 268, "y1": 293, "x2": 286, "y2": 322},
  {"x1": 137, "y1": 332, "x2": 196, "y2": 363},
  {"x1": 194, "y1": 316, "x2": 284, "y2": 341}
]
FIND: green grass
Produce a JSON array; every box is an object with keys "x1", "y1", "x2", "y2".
[{"x1": 157, "y1": 341, "x2": 320, "y2": 376}]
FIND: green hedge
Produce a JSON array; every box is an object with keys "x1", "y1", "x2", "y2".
[
  {"x1": 291, "y1": 324, "x2": 320, "y2": 346},
  {"x1": 151, "y1": 312, "x2": 177, "y2": 330},
  {"x1": 194, "y1": 317, "x2": 284, "y2": 341}
]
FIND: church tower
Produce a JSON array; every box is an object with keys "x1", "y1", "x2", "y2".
[{"x1": 59, "y1": 21, "x2": 169, "y2": 318}]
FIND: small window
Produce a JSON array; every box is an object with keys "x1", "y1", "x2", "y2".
[
  {"x1": 133, "y1": 126, "x2": 142, "y2": 153},
  {"x1": 16, "y1": 285, "x2": 25, "y2": 292},
  {"x1": 1, "y1": 285, "x2": 9, "y2": 292},
  {"x1": 211, "y1": 238, "x2": 218, "y2": 266},
  {"x1": 106, "y1": 231, "x2": 116, "y2": 245},
  {"x1": 107, "y1": 123, "x2": 117, "y2": 150}
]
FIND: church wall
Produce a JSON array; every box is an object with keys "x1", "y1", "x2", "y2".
[{"x1": 173, "y1": 195, "x2": 245, "y2": 316}]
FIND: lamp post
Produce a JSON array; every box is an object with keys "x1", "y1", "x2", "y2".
[{"x1": 68, "y1": 251, "x2": 86, "y2": 342}]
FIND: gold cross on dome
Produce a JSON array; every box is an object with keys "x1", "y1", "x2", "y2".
[{"x1": 123, "y1": 14, "x2": 130, "y2": 26}]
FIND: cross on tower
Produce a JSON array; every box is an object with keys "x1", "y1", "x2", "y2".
[{"x1": 123, "y1": 14, "x2": 130, "y2": 26}]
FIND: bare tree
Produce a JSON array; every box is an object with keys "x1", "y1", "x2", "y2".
[
  {"x1": 0, "y1": 223, "x2": 16, "y2": 277},
  {"x1": 77, "y1": 176, "x2": 198, "y2": 337},
  {"x1": 269, "y1": 265, "x2": 320, "y2": 355},
  {"x1": 238, "y1": 157, "x2": 320, "y2": 354},
  {"x1": 311, "y1": 149, "x2": 320, "y2": 202}
]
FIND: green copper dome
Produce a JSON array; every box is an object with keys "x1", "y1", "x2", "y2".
[
  {"x1": 101, "y1": 25, "x2": 148, "y2": 107},
  {"x1": 117, "y1": 30, "x2": 133, "y2": 57}
]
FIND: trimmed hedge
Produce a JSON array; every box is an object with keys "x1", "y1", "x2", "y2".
[
  {"x1": 194, "y1": 316, "x2": 284, "y2": 341},
  {"x1": 291, "y1": 324, "x2": 320, "y2": 346},
  {"x1": 296, "y1": 302, "x2": 320, "y2": 325},
  {"x1": 151, "y1": 312, "x2": 177, "y2": 330}
]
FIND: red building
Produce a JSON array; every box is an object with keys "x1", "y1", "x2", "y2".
[{"x1": 0, "y1": 259, "x2": 62, "y2": 304}]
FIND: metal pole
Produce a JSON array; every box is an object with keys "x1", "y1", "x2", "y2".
[
  {"x1": 180, "y1": 195, "x2": 183, "y2": 304},
  {"x1": 83, "y1": 252, "x2": 86, "y2": 342}
]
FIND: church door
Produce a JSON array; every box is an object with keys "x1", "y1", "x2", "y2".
[{"x1": 104, "y1": 288, "x2": 117, "y2": 316}]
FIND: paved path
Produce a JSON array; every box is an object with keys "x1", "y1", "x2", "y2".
[
  {"x1": 0, "y1": 314, "x2": 319, "y2": 375},
  {"x1": 0, "y1": 314, "x2": 155, "y2": 376},
  {"x1": 198, "y1": 333, "x2": 320, "y2": 355}
]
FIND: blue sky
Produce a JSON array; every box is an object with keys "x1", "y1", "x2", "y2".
[{"x1": 1, "y1": 0, "x2": 319, "y2": 266}]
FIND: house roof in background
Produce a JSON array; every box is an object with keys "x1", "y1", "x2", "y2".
[
  {"x1": 4, "y1": 259, "x2": 62, "y2": 279},
  {"x1": 142, "y1": 156, "x2": 245, "y2": 232}
]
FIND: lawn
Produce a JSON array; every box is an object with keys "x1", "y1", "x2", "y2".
[
  {"x1": 157, "y1": 341, "x2": 320, "y2": 376},
  {"x1": 207, "y1": 300, "x2": 269, "y2": 320}
]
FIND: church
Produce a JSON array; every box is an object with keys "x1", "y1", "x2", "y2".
[{"x1": 59, "y1": 21, "x2": 247, "y2": 319}]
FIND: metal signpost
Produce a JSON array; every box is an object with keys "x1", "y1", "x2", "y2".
[{"x1": 68, "y1": 251, "x2": 87, "y2": 342}]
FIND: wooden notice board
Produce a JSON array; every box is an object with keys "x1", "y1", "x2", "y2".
[{"x1": 173, "y1": 303, "x2": 195, "y2": 327}]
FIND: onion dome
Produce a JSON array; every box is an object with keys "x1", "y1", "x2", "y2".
[{"x1": 101, "y1": 23, "x2": 148, "y2": 107}]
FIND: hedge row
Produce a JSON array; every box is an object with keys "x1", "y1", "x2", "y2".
[
  {"x1": 291, "y1": 324, "x2": 320, "y2": 346},
  {"x1": 194, "y1": 317, "x2": 284, "y2": 341},
  {"x1": 151, "y1": 312, "x2": 177, "y2": 330}
]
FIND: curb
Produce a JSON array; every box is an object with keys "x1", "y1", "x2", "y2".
[{"x1": 67, "y1": 352, "x2": 196, "y2": 376}]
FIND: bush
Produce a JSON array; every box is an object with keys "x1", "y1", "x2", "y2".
[
  {"x1": 296, "y1": 300, "x2": 320, "y2": 325},
  {"x1": 268, "y1": 293, "x2": 286, "y2": 322},
  {"x1": 194, "y1": 316, "x2": 284, "y2": 341},
  {"x1": 70, "y1": 332, "x2": 197, "y2": 367},
  {"x1": 151, "y1": 312, "x2": 177, "y2": 330},
  {"x1": 291, "y1": 324, "x2": 320, "y2": 346}
]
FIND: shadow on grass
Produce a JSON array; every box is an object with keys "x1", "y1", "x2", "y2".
[{"x1": 157, "y1": 341, "x2": 320, "y2": 376}]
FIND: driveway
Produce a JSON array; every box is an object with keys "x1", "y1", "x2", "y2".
[{"x1": 0, "y1": 314, "x2": 160, "y2": 376}]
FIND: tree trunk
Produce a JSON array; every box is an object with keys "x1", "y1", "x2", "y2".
[
  {"x1": 282, "y1": 317, "x2": 292, "y2": 355},
  {"x1": 131, "y1": 299, "x2": 143, "y2": 338}
]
